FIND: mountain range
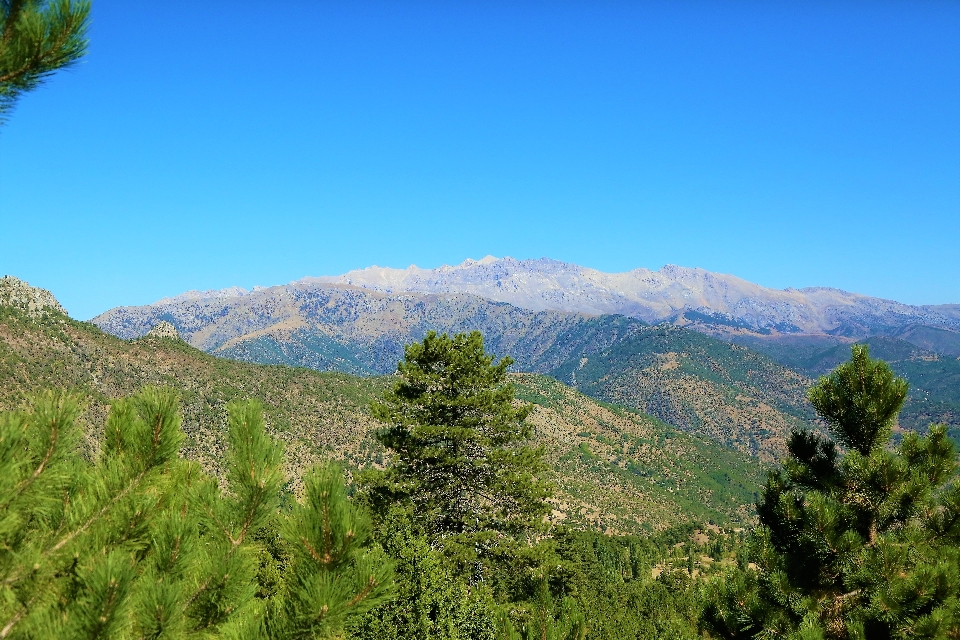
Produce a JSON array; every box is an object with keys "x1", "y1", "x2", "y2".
[
  {"x1": 4, "y1": 266, "x2": 958, "y2": 524},
  {"x1": 88, "y1": 258, "x2": 960, "y2": 458},
  {"x1": 90, "y1": 279, "x2": 808, "y2": 458},
  {"x1": 314, "y1": 257, "x2": 960, "y2": 344}
]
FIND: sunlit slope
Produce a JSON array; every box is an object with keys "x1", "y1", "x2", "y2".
[
  {"x1": 0, "y1": 306, "x2": 389, "y2": 482},
  {"x1": 0, "y1": 306, "x2": 764, "y2": 532},
  {"x1": 551, "y1": 324, "x2": 815, "y2": 461},
  {"x1": 516, "y1": 374, "x2": 763, "y2": 530}
]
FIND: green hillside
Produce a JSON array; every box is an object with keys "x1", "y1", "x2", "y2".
[
  {"x1": 0, "y1": 305, "x2": 764, "y2": 533},
  {"x1": 552, "y1": 324, "x2": 815, "y2": 461},
  {"x1": 215, "y1": 311, "x2": 648, "y2": 377},
  {"x1": 739, "y1": 334, "x2": 960, "y2": 442}
]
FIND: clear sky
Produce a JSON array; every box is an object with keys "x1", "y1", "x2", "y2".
[{"x1": 1, "y1": 1, "x2": 958, "y2": 319}]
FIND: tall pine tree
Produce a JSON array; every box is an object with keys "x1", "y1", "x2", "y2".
[
  {"x1": 703, "y1": 345, "x2": 960, "y2": 639},
  {"x1": 359, "y1": 331, "x2": 552, "y2": 578}
]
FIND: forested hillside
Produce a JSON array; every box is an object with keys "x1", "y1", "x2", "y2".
[
  {"x1": 551, "y1": 324, "x2": 814, "y2": 461},
  {"x1": 0, "y1": 303, "x2": 762, "y2": 532}
]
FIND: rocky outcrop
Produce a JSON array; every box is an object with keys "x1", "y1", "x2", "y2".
[
  {"x1": 0, "y1": 276, "x2": 67, "y2": 317},
  {"x1": 145, "y1": 320, "x2": 183, "y2": 341}
]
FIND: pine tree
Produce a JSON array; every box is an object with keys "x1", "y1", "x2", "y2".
[
  {"x1": 359, "y1": 331, "x2": 552, "y2": 576},
  {"x1": 259, "y1": 464, "x2": 394, "y2": 639},
  {"x1": 0, "y1": 388, "x2": 393, "y2": 639},
  {"x1": 703, "y1": 345, "x2": 960, "y2": 639},
  {"x1": 347, "y1": 509, "x2": 500, "y2": 640},
  {"x1": 0, "y1": 0, "x2": 90, "y2": 122},
  {"x1": 497, "y1": 576, "x2": 588, "y2": 640}
]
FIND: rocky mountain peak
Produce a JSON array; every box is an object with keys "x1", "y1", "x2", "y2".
[
  {"x1": 0, "y1": 276, "x2": 67, "y2": 317},
  {"x1": 305, "y1": 257, "x2": 960, "y2": 337}
]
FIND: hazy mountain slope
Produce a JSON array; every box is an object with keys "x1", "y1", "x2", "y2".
[
  {"x1": 734, "y1": 334, "x2": 960, "y2": 443},
  {"x1": 891, "y1": 324, "x2": 960, "y2": 357},
  {"x1": 92, "y1": 283, "x2": 648, "y2": 375},
  {"x1": 2, "y1": 300, "x2": 763, "y2": 533},
  {"x1": 314, "y1": 256, "x2": 960, "y2": 338},
  {"x1": 551, "y1": 324, "x2": 815, "y2": 461},
  {"x1": 730, "y1": 334, "x2": 847, "y2": 371}
]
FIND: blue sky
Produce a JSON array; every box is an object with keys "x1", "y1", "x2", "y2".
[{"x1": 1, "y1": 0, "x2": 958, "y2": 319}]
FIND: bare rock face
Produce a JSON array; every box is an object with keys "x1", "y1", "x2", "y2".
[
  {"x1": 0, "y1": 276, "x2": 67, "y2": 317},
  {"x1": 311, "y1": 257, "x2": 960, "y2": 337},
  {"x1": 145, "y1": 320, "x2": 182, "y2": 341}
]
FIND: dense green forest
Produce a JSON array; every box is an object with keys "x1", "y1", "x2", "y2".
[{"x1": 2, "y1": 319, "x2": 958, "y2": 638}]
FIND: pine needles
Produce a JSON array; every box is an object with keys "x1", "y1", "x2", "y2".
[{"x1": 0, "y1": 388, "x2": 394, "y2": 639}]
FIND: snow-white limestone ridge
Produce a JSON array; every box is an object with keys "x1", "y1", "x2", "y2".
[
  {"x1": 0, "y1": 276, "x2": 67, "y2": 317},
  {"x1": 304, "y1": 256, "x2": 959, "y2": 337}
]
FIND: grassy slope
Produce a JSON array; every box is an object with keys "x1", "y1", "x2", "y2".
[{"x1": 0, "y1": 307, "x2": 764, "y2": 533}]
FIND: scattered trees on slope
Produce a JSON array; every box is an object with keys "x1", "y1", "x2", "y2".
[{"x1": 5, "y1": 330, "x2": 957, "y2": 639}]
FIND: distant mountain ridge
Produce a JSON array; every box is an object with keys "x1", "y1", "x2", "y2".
[
  {"x1": 310, "y1": 257, "x2": 960, "y2": 341},
  {"x1": 90, "y1": 259, "x2": 960, "y2": 458},
  {"x1": 93, "y1": 282, "x2": 647, "y2": 375}
]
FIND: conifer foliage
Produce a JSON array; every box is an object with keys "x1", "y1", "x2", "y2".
[
  {"x1": 0, "y1": 0, "x2": 89, "y2": 122},
  {"x1": 362, "y1": 331, "x2": 552, "y2": 566},
  {"x1": 703, "y1": 345, "x2": 960, "y2": 639},
  {"x1": 0, "y1": 388, "x2": 392, "y2": 639}
]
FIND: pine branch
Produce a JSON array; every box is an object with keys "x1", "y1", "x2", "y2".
[
  {"x1": 0, "y1": 604, "x2": 26, "y2": 638},
  {"x1": 1, "y1": 414, "x2": 58, "y2": 509},
  {"x1": 0, "y1": 0, "x2": 26, "y2": 42}
]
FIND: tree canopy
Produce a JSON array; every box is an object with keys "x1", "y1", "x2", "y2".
[
  {"x1": 360, "y1": 330, "x2": 552, "y2": 572},
  {"x1": 704, "y1": 344, "x2": 960, "y2": 639},
  {"x1": 0, "y1": 388, "x2": 393, "y2": 639}
]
